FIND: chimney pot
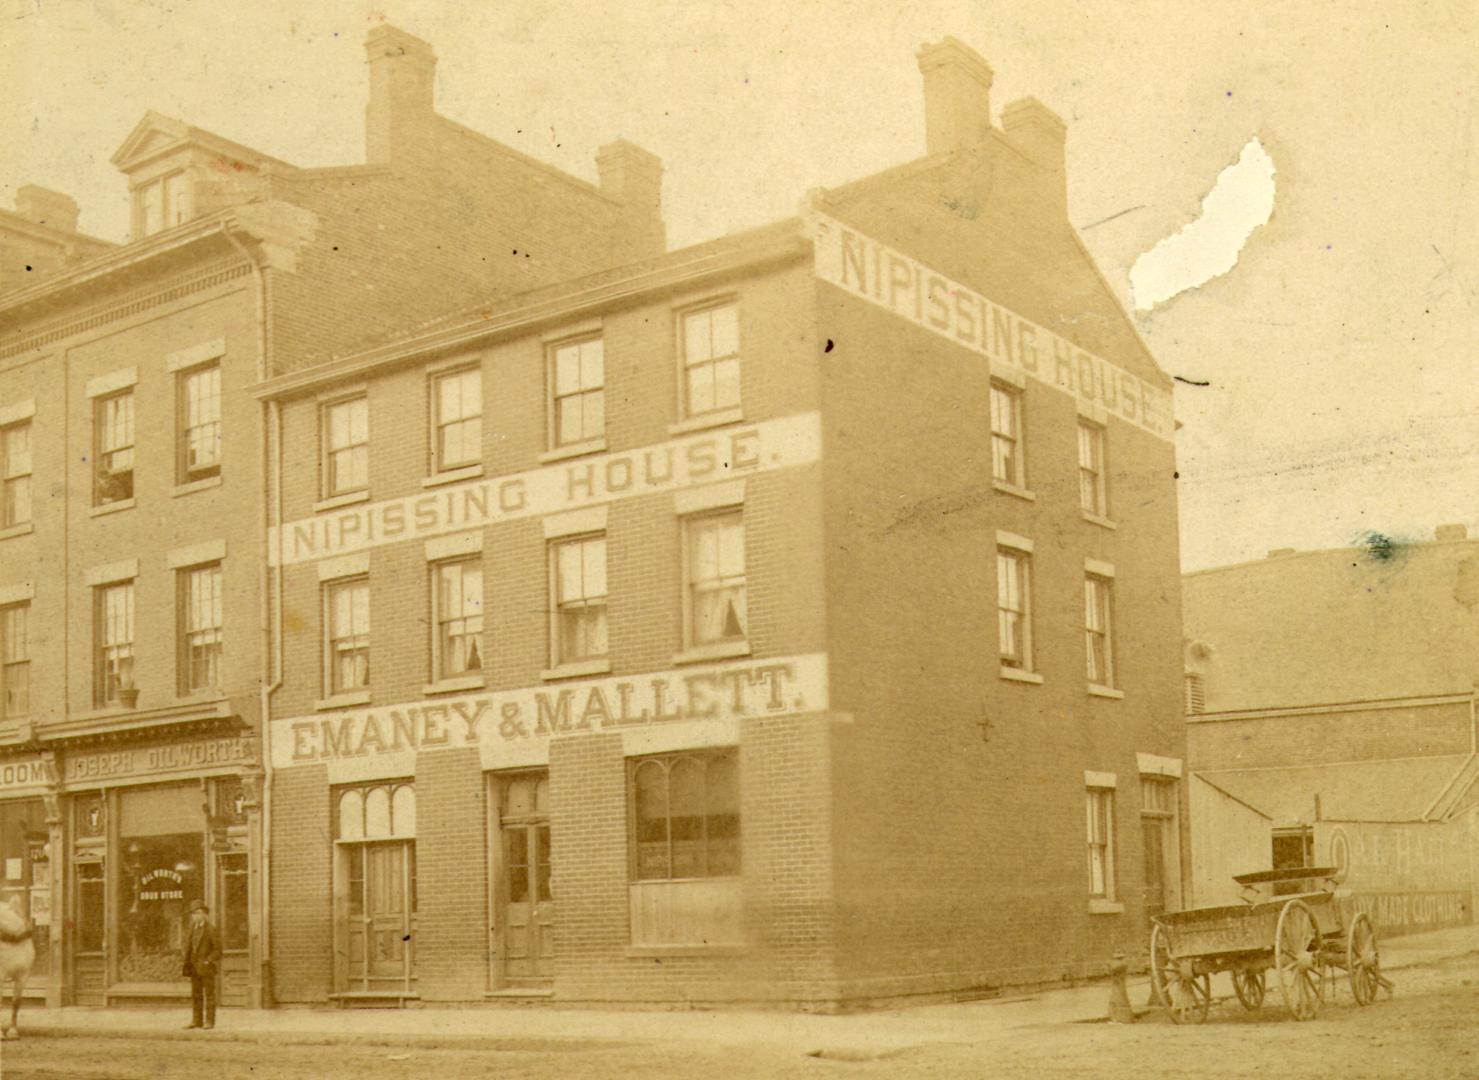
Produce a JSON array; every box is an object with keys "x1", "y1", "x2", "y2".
[
  {"x1": 1435, "y1": 524, "x2": 1468, "y2": 542},
  {"x1": 15, "y1": 185, "x2": 80, "y2": 234},
  {"x1": 916, "y1": 37, "x2": 993, "y2": 156},
  {"x1": 1002, "y1": 97, "x2": 1068, "y2": 213}
]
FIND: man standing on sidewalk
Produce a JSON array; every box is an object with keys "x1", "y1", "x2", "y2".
[{"x1": 181, "y1": 899, "x2": 220, "y2": 1030}]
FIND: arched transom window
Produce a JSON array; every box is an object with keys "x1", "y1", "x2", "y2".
[{"x1": 336, "y1": 782, "x2": 415, "y2": 841}]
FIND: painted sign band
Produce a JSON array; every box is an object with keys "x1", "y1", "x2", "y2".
[
  {"x1": 0, "y1": 757, "x2": 52, "y2": 794},
  {"x1": 64, "y1": 737, "x2": 252, "y2": 784},
  {"x1": 809, "y1": 213, "x2": 1173, "y2": 441},
  {"x1": 271, "y1": 412, "x2": 822, "y2": 566},
  {"x1": 273, "y1": 653, "x2": 829, "y2": 768}
]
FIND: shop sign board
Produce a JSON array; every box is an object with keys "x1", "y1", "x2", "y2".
[{"x1": 63, "y1": 737, "x2": 253, "y2": 785}]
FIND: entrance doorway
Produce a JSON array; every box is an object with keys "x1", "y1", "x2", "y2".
[
  {"x1": 334, "y1": 782, "x2": 416, "y2": 997},
  {"x1": 1141, "y1": 776, "x2": 1178, "y2": 929},
  {"x1": 491, "y1": 772, "x2": 552, "y2": 988}
]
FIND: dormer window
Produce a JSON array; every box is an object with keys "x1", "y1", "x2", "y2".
[{"x1": 136, "y1": 172, "x2": 190, "y2": 238}]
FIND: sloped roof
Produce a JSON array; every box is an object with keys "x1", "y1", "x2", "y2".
[{"x1": 1197, "y1": 755, "x2": 1471, "y2": 824}]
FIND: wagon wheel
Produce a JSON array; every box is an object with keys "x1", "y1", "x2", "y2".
[
  {"x1": 1346, "y1": 912, "x2": 1383, "y2": 1006},
  {"x1": 1150, "y1": 923, "x2": 1211, "y2": 1024},
  {"x1": 1274, "y1": 899, "x2": 1323, "y2": 1021},
  {"x1": 1231, "y1": 967, "x2": 1266, "y2": 1012}
]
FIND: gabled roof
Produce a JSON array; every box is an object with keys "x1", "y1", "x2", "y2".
[
  {"x1": 110, "y1": 110, "x2": 297, "y2": 173},
  {"x1": 1196, "y1": 755, "x2": 1473, "y2": 824}
]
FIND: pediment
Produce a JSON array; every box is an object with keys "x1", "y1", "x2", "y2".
[{"x1": 110, "y1": 112, "x2": 191, "y2": 171}]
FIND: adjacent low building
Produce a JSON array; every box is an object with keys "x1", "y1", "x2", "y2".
[
  {"x1": 1185, "y1": 525, "x2": 1479, "y2": 933},
  {"x1": 258, "y1": 36, "x2": 1186, "y2": 1007}
]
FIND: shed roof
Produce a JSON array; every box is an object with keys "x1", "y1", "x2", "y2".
[{"x1": 1196, "y1": 755, "x2": 1473, "y2": 824}]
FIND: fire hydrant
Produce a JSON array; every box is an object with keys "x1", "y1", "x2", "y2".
[{"x1": 1107, "y1": 951, "x2": 1136, "y2": 1024}]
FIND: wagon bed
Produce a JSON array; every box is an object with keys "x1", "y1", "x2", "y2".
[{"x1": 1149, "y1": 867, "x2": 1390, "y2": 1023}]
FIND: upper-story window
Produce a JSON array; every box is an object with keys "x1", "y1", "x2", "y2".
[
  {"x1": 685, "y1": 510, "x2": 747, "y2": 648},
  {"x1": 1, "y1": 421, "x2": 31, "y2": 528},
  {"x1": 179, "y1": 562, "x2": 223, "y2": 695},
  {"x1": 1085, "y1": 574, "x2": 1115, "y2": 688},
  {"x1": 178, "y1": 363, "x2": 222, "y2": 483},
  {"x1": 989, "y1": 383, "x2": 1024, "y2": 487},
  {"x1": 550, "y1": 535, "x2": 608, "y2": 666},
  {"x1": 96, "y1": 580, "x2": 135, "y2": 706},
  {"x1": 1078, "y1": 421, "x2": 1108, "y2": 516},
  {"x1": 137, "y1": 172, "x2": 190, "y2": 238},
  {"x1": 95, "y1": 391, "x2": 135, "y2": 506},
  {"x1": 549, "y1": 337, "x2": 604, "y2": 449},
  {"x1": 323, "y1": 396, "x2": 369, "y2": 498},
  {"x1": 996, "y1": 546, "x2": 1033, "y2": 672},
  {"x1": 432, "y1": 367, "x2": 482, "y2": 473},
  {"x1": 432, "y1": 559, "x2": 483, "y2": 680},
  {"x1": 1, "y1": 602, "x2": 29, "y2": 720},
  {"x1": 680, "y1": 302, "x2": 739, "y2": 419},
  {"x1": 324, "y1": 576, "x2": 370, "y2": 695}
]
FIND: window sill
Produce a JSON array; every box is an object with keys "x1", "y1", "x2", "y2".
[
  {"x1": 172, "y1": 475, "x2": 222, "y2": 498},
  {"x1": 0, "y1": 522, "x2": 34, "y2": 541},
  {"x1": 541, "y1": 658, "x2": 611, "y2": 681},
  {"x1": 992, "y1": 480, "x2": 1036, "y2": 502},
  {"x1": 1088, "y1": 899, "x2": 1125, "y2": 915},
  {"x1": 314, "y1": 490, "x2": 370, "y2": 513},
  {"x1": 1088, "y1": 684, "x2": 1125, "y2": 700},
  {"x1": 667, "y1": 408, "x2": 744, "y2": 437},
  {"x1": 624, "y1": 944, "x2": 748, "y2": 959},
  {"x1": 422, "y1": 463, "x2": 484, "y2": 488},
  {"x1": 89, "y1": 497, "x2": 135, "y2": 517},
  {"x1": 1081, "y1": 509, "x2": 1117, "y2": 530},
  {"x1": 999, "y1": 667, "x2": 1044, "y2": 685},
  {"x1": 539, "y1": 439, "x2": 606, "y2": 464},
  {"x1": 423, "y1": 675, "x2": 487, "y2": 696},
  {"x1": 673, "y1": 641, "x2": 751, "y2": 665},
  {"x1": 315, "y1": 691, "x2": 370, "y2": 711}
]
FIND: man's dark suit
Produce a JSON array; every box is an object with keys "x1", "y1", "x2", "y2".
[{"x1": 181, "y1": 916, "x2": 221, "y2": 1028}]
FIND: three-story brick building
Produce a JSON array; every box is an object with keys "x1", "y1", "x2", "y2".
[
  {"x1": 0, "y1": 23, "x2": 665, "y2": 1010},
  {"x1": 258, "y1": 37, "x2": 1186, "y2": 1007}
]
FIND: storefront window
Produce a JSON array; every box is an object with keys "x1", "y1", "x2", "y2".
[
  {"x1": 117, "y1": 785, "x2": 204, "y2": 983},
  {"x1": 0, "y1": 799, "x2": 49, "y2": 976}
]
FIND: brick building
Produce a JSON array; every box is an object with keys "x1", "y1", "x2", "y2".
[
  {"x1": 259, "y1": 37, "x2": 1186, "y2": 1007},
  {"x1": 1185, "y1": 527, "x2": 1479, "y2": 933},
  {"x1": 0, "y1": 24, "x2": 663, "y2": 1009}
]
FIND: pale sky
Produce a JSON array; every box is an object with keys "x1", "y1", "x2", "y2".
[{"x1": 4, "y1": 0, "x2": 1476, "y2": 571}]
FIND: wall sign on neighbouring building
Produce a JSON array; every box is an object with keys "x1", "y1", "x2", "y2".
[
  {"x1": 274, "y1": 653, "x2": 829, "y2": 766},
  {"x1": 809, "y1": 212, "x2": 1174, "y2": 441},
  {"x1": 63, "y1": 738, "x2": 252, "y2": 784},
  {"x1": 270, "y1": 412, "x2": 823, "y2": 566},
  {"x1": 0, "y1": 757, "x2": 52, "y2": 794}
]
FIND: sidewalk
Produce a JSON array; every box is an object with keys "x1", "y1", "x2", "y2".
[{"x1": 16, "y1": 921, "x2": 1479, "y2": 1054}]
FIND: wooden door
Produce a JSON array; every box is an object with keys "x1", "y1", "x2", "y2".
[
  {"x1": 1142, "y1": 818, "x2": 1166, "y2": 923},
  {"x1": 497, "y1": 773, "x2": 552, "y2": 986},
  {"x1": 341, "y1": 841, "x2": 415, "y2": 992},
  {"x1": 216, "y1": 852, "x2": 250, "y2": 1006}
]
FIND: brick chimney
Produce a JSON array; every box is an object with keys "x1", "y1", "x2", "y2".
[
  {"x1": 597, "y1": 139, "x2": 666, "y2": 257},
  {"x1": 1002, "y1": 97, "x2": 1067, "y2": 213},
  {"x1": 14, "y1": 185, "x2": 80, "y2": 234},
  {"x1": 916, "y1": 37, "x2": 993, "y2": 156},
  {"x1": 365, "y1": 25, "x2": 437, "y2": 164}
]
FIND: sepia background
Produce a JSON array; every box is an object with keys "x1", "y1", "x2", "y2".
[{"x1": 4, "y1": 0, "x2": 1477, "y2": 571}]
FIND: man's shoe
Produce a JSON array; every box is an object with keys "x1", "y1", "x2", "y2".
[
  {"x1": 184, "y1": 1023, "x2": 202, "y2": 1029},
  {"x1": 202, "y1": 1023, "x2": 214, "y2": 1030}
]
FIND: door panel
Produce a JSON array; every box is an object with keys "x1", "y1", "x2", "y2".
[{"x1": 1142, "y1": 819, "x2": 1166, "y2": 922}]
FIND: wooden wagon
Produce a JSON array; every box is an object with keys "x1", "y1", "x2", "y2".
[{"x1": 1149, "y1": 866, "x2": 1391, "y2": 1023}]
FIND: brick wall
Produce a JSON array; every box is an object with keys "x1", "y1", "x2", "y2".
[
  {"x1": 269, "y1": 762, "x2": 333, "y2": 1003},
  {"x1": 413, "y1": 746, "x2": 488, "y2": 999}
]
